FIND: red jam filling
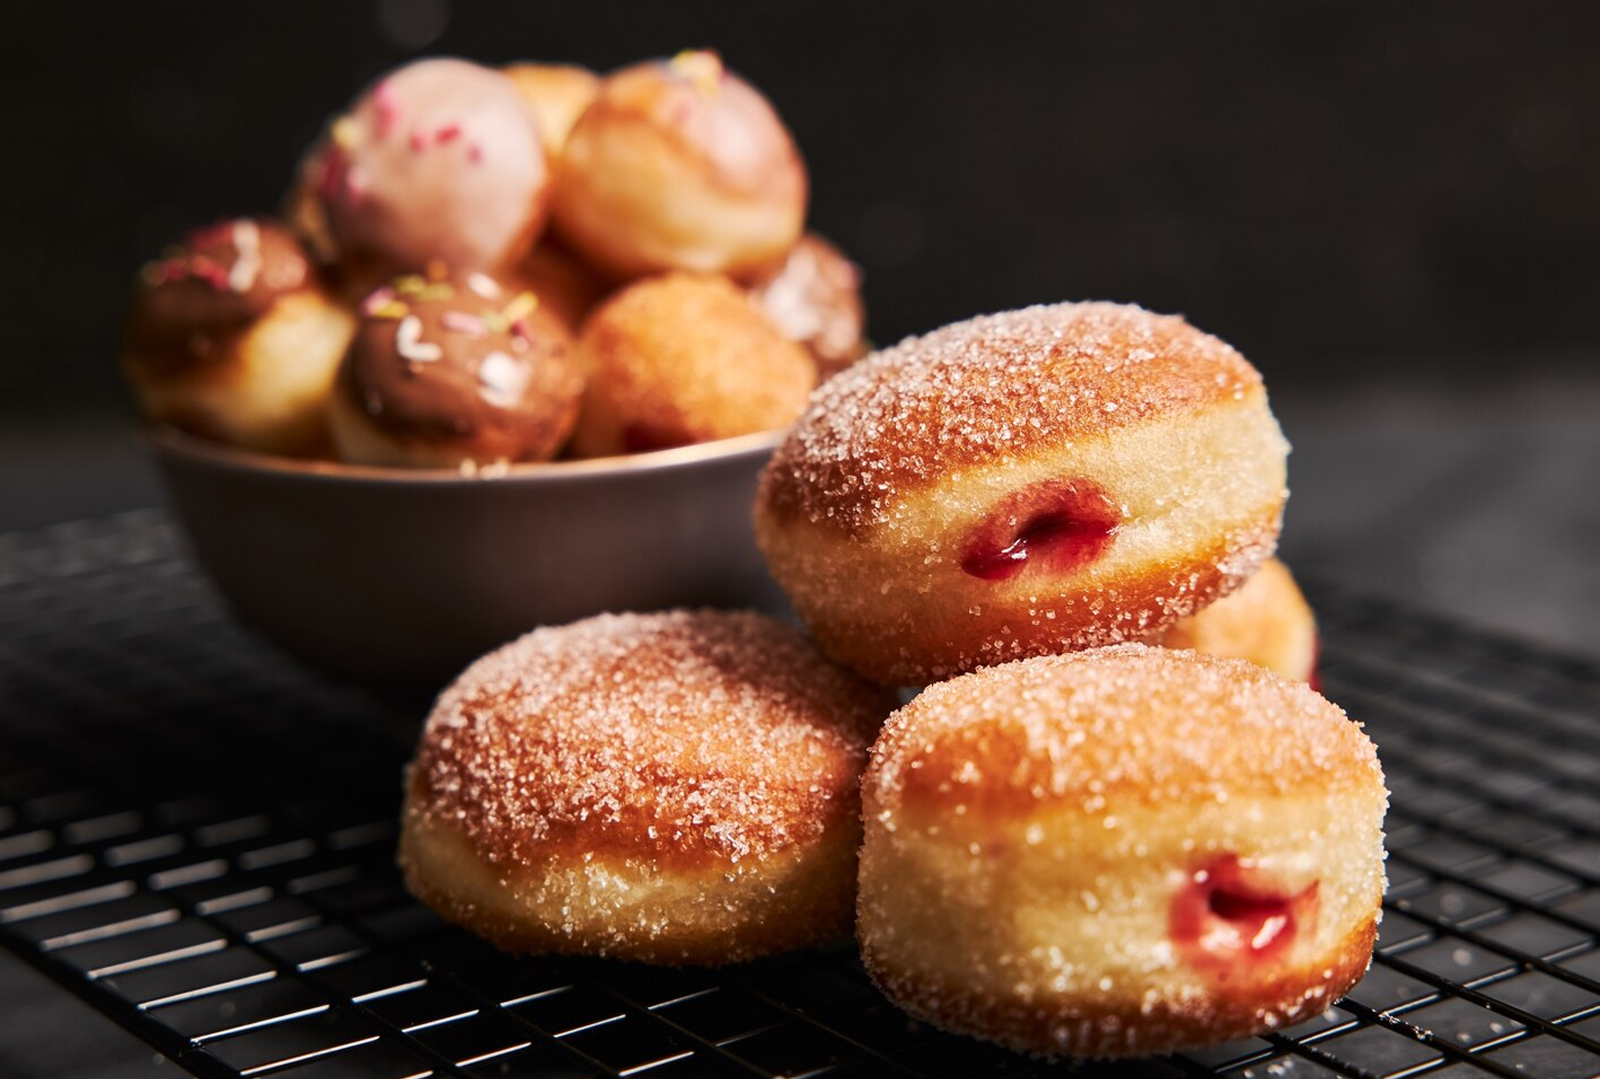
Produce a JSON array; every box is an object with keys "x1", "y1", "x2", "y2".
[
  {"x1": 1307, "y1": 634, "x2": 1323, "y2": 693},
  {"x1": 959, "y1": 479, "x2": 1120, "y2": 582},
  {"x1": 1170, "y1": 854, "x2": 1319, "y2": 971}
]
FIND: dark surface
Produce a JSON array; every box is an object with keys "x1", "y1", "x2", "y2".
[{"x1": 3, "y1": 512, "x2": 1600, "y2": 1078}]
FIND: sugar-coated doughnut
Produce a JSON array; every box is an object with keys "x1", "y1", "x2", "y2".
[
  {"x1": 570, "y1": 272, "x2": 815, "y2": 457},
  {"x1": 552, "y1": 50, "x2": 807, "y2": 279},
  {"x1": 748, "y1": 233, "x2": 867, "y2": 379},
  {"x1": 1160, "y1": 558, "x2": 1317, "y2": 682},
  {"x1": 755, "y1": 302, "x2": 1291, "y2": 685},
  {"x1": 399, "y1": 611, "x2": 894, "y2": 964},
  {"x1": 292, "y1": 59, "x2": 548, "y2": 291},
  {"x1": 503, "y1": 63, "x2": 601, "y2": 159},
  {"x1": 329, "y1": 269, "x2": 582, "y2": 469},
  {"x1": 858, "y1": 644, "x2": 1387, "y2": 1058},
  {"x1": 122, "y1": 218, "x2": 354, "y2": 456}
]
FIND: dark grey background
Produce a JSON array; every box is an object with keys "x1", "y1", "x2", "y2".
[
  {"x1": 5, "y1": 0, "x2": 1596, "y2": 642},
  {"x1": 0, "y1": 3, "x2": 1598, "y2": 1072}
]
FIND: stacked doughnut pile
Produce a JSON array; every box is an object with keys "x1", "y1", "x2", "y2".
[
  {"x1": 401, "y1": 300, "x2": 1389, "y2": 1059},
  {"x1": 120, "y1": 53, "x2": 866, "y2": 469}
]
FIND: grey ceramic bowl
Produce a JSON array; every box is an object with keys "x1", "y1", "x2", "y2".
[{"x1": 150, "y1": 427, "x2": 787, "y2": 686}]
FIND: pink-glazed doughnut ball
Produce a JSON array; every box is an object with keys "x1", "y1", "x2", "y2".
[{"x1": 297, "y1": 59, "x2": 549, "y2": 287}]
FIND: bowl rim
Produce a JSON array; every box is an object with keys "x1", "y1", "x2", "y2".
[{"x1": 145, "y1": 424, "x2": 786, "y2": 485}]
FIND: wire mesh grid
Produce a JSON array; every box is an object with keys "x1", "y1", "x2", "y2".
[{"x1": 1, "y1": 509, "x2": 1598, "y2": 1079}]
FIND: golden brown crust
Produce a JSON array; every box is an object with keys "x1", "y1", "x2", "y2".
[
  {"x1": 760, "y1": 302, "x2": 1266, "y2": 535},
  {"x1": 402, "y1": 610, "x2": 893, "y2": 964},
  {"x1": 571, "y1": 273, "x2": 816, "y2": 456},
  {"x1": 511, "y1": 239, "x2": 609, "y2": 333},
  {"x1": 401, "y1": 804, "x2": 860, "y2": 965},
  {"x1": 857, "y1": 646, "x2": 1387, "y2": 1057},
  {"x1": 792, "y1": 518, "x2": 1278, "y2": 686},
  {"x1": 409, "y1": 611, "x2": 893, "y2": 873},
  {"x1": 502, "y1": 63, "x2": 601, "y2": 158},
  {"x1": 870, "y1": 645, "x2": 1380, "y2": 817},
  {"x1": 1159, "y1": 557, "x2": 1317, "y2": 680},
  {"x1": 861, "y1": 919, "x2": 1376, "y2": 1059}
]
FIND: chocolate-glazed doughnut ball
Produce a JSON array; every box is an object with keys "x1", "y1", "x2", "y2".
[
  {"x1": 329, "y1": 270, "x2": 583, "y2": 469},
  {"x1": 292, "y1": 59, "x2": 549, "y2": 291},
  {"x1": 748, "y1": 233, "x2": 867, "y2": 379},
  {"x1": 122, "y1": 218, "x2": 354, "y2": 456},
  {"x1": 755, "y1": 302, "x2": 1291, "y2": 686},
  {"x1": 570, "y1": 273, "x2": 815, "y2": 458},
  {"x1": 503, "y1": 63, "x2": 601, "y2": 159},
  {"x1": 552, "y1": 50, "x2": 808, "y2": 280}
]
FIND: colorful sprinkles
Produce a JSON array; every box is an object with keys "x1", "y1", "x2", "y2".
[{"x1": 395, "y1": 315, "x2": 443, "y2": 363}]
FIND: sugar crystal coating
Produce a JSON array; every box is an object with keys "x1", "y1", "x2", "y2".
[
  {"x1": 870, "y1": 643, "x2": 1381, "y2": 814},
  {"x1": 762, "y1": 301, "x2": 1265, "y2": 535},
  {"x1": 411, "y1": 610, "x2": 892, "y2": 870},
  {"x1": 858, "y1": 645, "x2": 1388, "y2": 1058}
]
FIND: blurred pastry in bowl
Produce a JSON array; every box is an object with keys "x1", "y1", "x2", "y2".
[
  {"x1": 570, "y1": 272, "x2": 814, "y2": 457},
  {"x1": 748, "y1": 233, "x2": 867, "y2": 379},
  {"x1": 122, "y1": 217, "x2": 354, "y2": 456},
  {"x1": 330, "y1": 269, "x2": 583, "y2": 469},
  {"x1": 503, "y1": 62, "x2": 601, "y2": 158},
  {"x1": 1158, "y1": 557, "x2": 1318, "y2": 682},
  {"x1": 512, "y1": 239, "x2": 608, "y2": 334},
  {"x1": 290, "y1": 58, "x2": 549, "y2": 293},
  {"x1": 552, "y1": 50, "x2": 807, "y2": 279}
]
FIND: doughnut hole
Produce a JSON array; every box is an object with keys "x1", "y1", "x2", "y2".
[
  {"x1": 329, "y1": 272, "x2": 583, "y2": 469},
  {"x1": 503, "y1": 63, "x2": 601, "y2": 158},
  {"x1": 747, "y1": 233, "x2": 866, "y2": 379},
  {"x1": 306, "y1": 59, "x2": 549, "y2": 282},
  {"x1": 400, "y1": 611, "x2": 895, "y2": 964},
  {"x1": 125, "y1": 290, "x2": 354, "y2": 457},
  {"x1": 1158, "y1": 558, "x2": 1317, "y2": 681},
  {"x1": 857, "y1": 645, "x2": 1387, "y2": 1058},
  {"x1": 552, "y1": 51, "x2": 807, "y2": 279},
  {"x1": 570, "y1": 273, "x2": 815, "y2": 457},
  {"x1": 511, "y1": 240, "x2": 609, "y2": 333}
]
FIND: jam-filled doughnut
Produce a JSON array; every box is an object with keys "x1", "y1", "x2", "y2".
[
  {"x1": 754, "y1": 302, "x2": 1291, "y2": 685},
  {"x1": 329, "y1": 269, "x2": 582, "y2": 469},
  {"x1": 122, "y1": 217, "x2": 354, "y2": 455},
  {"x1": 291, "y1": 58, "x2": 548, "y2": 291},
  {"x1": 503, "y1": 62, "x2": 601, "y2": 159},
  {"x1": 552, "y1": 50, "x2": 807, "y2": 280},
  {"x1": 1159, "y1": 558, "x2": 1317, "y2": 683},
  {"x1": 858, "y1": 644, "x2": 1387, "y2": 1058},
  {"x1": 570, "y1": 272, "x2": 815, "y2": 457},
  {"x1": 748, "y1": 233, "x2": 867, "y2": 379},
  {"x1": 399, "y1": 611, "x2": 894, "y2": 964}
]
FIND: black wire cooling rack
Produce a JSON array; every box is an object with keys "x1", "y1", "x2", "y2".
[{"x1": 2, "y1": 510, "x2": 1599, "y2": 1079}]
